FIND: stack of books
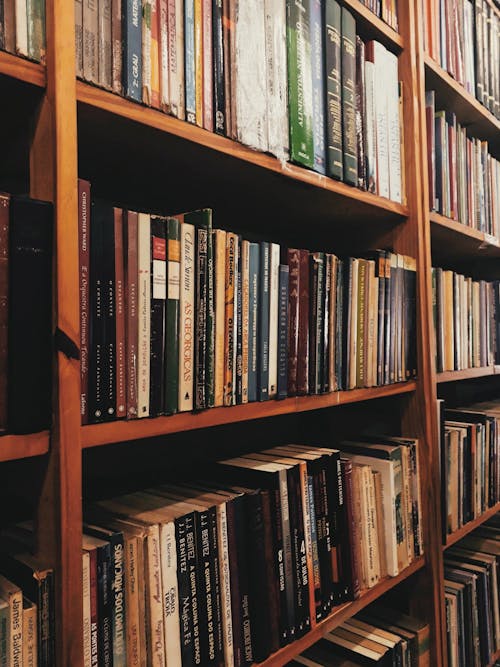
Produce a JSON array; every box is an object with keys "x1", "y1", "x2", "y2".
[
  {"x1": 78, "y1": 437, "x2": 423, "y2": 664},
  {"x1": 423, "y1": 0, "x2": 500, "y2": 120},
  {"x1": 431, "y1": 268, "x2": 499, "y2": 372},
  {"x1": 426, "y1": 91, "x2": 500, "y2": 236},
  {"x1": 444, "y1": 514, "x2": 500, "y2": 667},
  {"x1": 79, "y1": 182, "x2": 418, "y2": 425},
  {"x1": 0, "y1": 0, "x2": 45, "y2": 61},
  {"x1": 75, "y1": 1, "x2": 404, "y2": 201},
  {"x1": 439, "y1": 401, "x2": 500, "y2": 537}
]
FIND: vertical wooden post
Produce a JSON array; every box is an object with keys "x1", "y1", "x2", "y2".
[{"x1": 30, "y1": 0, "x2": 83, "y2": 664}]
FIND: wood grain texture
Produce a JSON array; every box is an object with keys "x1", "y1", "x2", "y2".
[
  {"x1": 0, "y1": 51, "x2": 45, "y2": 87},
  {"x1": 430, "y1": 212, "x2": 500, "y2": 263},
  {"x1": 0, "y1": 432, "x2": 49, "y2": 461},
  {"x1": 443, "y1": 501, "x2": 500, "y2": 550},
  {"x1": 437, "y1": 366, "x2": 500, "y2": 382}
]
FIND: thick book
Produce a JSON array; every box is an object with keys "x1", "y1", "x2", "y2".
[
  {"x1": 149, "y1": 217, "x2": 167, "y2": 417},
  {"x1": 164, "y1": 217, "x2": 180, "y2": 415},
  {"x1": 258, "y1": 241, "x2": 271, "y2": 401},
  {"x1": 179, "y1": 219, "x2": 195, "y2": 411},
  {"x1": 8, "y1": 197, "x2": 53, "y2": 434},
  {"x1": 123, "y1": 0, "x2": 142, "y2": 100},
  {"x1": 137, "y1": 212, "x2": 151, "y2": 418},
  {"x1": 341, "y1": 7, "x2": 357, "y2": 186},
  {"x1": 111, "y1": 0, "x2": 122, "y2": 93},
  {"x1": 78, "y1": 180, "x2": 91, "y2": 425},
  {"x1": 355, "y1": 35, "x2": 367, "y2": 189},
  {"x1": 325, "y1": 0, "x2": 343, "y2": 180}
]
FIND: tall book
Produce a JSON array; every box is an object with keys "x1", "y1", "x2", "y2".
[
  {"x1": 114, "y1": 207, "x2": 126, "y2": 419},
  {"x1": 309, "y1": 0, "x2": 326, "y2": 174},
  {"x1": 83, "y1": 0, "x2": 98, "y2": 83},
  {"x1": 150, "y1": 217, "x2": 167, "y2": 417},
  {"x1": 123, "y1": 0, "x2": 142, "y2": 100},
  {"x1": 325, "y1": 0, "x2": 343, "y2": 180},
  {"x1": 287, "y1": 248, "x2": 300, "y2": 396},
  {"x1": 213, "y1": 229, "x2": 226, "y2": 407},
  {"x1": 137, "y1": 212, "x2": 151, "y2": 418},
  {"x1": 268, "y1": 243, "x2": 280, "y2": 399},
  {"x1": 265, "y1": 0, "x2": 289, "y2": 160},
  {"x1": 212, "y1": 0, "x2": 225, "y2": 134},
  {"x1": 164, "y1": 217, "x2": 181, "y2": 415},
  {"x1": 124, "y1": 210, "x2": 139, "y2": 418},
  {"x1": 78, "y1": 180, "x2": 91, "y2": 425},
  {"x1": 179, "y1": 219, "x2": 195, "y2": 411},
  {"x1": 258, "y1": 241, "x2": 271, "y2": 401},
  {"x1": 297, "y1": 249, "x2": 310, "y2": 395},
  {"x1": 98, "y1": 0, "x2": 112, "y2": 89},
  {"x1": 341, "y1": 7, "x2": 357, "y2": 186},
  {"x1": 184, "y1": 0, "x2": 196, "y2": 123}
]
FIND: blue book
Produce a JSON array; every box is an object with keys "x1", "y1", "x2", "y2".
[
  {"x1": 310, "y1": 0, "x2": 326, "y2": 174},
  {"x1": 258, "y1": 241, "x2": 270, "y2": 401},
  {"x1": 123, "y1": 0, "x2": 142, "y2": 101},
  {"x1": 185, "y1": 0, "x2": 196, "y2": 123},
  {"x1": 248, "y1": 243, "x2": 259, "y2": 402},
  {"x1": 277, "y1": 265, "x2": 289, "y2": 399}
]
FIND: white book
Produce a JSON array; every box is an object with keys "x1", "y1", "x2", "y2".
[
  {"x1": 235, "y1": 0, "x2": 268, "y2": 152},
  {"x1": 82, "y1": 552, "x2": 92, "y2": 667},
  {"x1": 241, "y1": 240, "x2": 250, "y2": 404},
  {"x1": 0, "y1": 575, "x2": 23, "y2": 667},
  {"x1": 264, "y1": 0, "x2": 289, "y2": 160},
  {"x1": 160, "y1": 521, "x2": 182, "y2": 666},
  {"x1": 216, "y1": 503, "x2": 234, "y2": 667},
  {"x1": 83, "y1": 0, "x2": 99, "y2": 83},
  {"x1": 98, "y1": 0, "x2": 112, "y2": 89},
  {"x1": 142, "y1": 0, "x2": 152, "y2": 104},
  {"x1": 364, "y1": 60, "x2": 378, "y2": 194},
  {"x1": 372, "y1": 42, "x2": 390, "y2": 199},
  {"x1": 159, "y1": 0, "x2": 170, "y2": 109},
  {"x1": 137, "y1": 213, "x2": 151, "y2": 418},
  {"x1": 15, "y1": 0, "x2": 28, "y2": 56},
  {"x1": 213, "y1": 230, "x2": 226, "y2": 407},
  {"x1": 385, "y1": 48, "x2": 402, "y2": 203},
  {"x1": 179, "y1": 222, "x2": 195, "y2": 411},
  {"x1": 268, "y1": 243, "x2": 280, "y2": 398}
]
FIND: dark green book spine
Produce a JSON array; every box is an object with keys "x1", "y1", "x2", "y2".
[
  {"x1": 286, "y1": 0, "x2": 314, "y2": 168},
  {"x1": 164, "y1": 217, "x2": 180, "y2": 414},
  {"x1": 341, "y1": 7, "x2": 357, "y2": 185},
  {"x1": 325, "y1": 0, "x2": 343, "y2": 180}
]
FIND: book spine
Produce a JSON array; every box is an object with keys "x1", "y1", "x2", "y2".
[
  {"x1": 209, "y1": 507, "x2": 223, "y2": 664},
  {"x1": 355, "y1": 36, "x2": 366, "y2": 189},
  {"x1": 278, "y1": 469, "x2": 296, "y2": 640},
  {"x1": 76, "y1": 0, "x2": 84, "y2": 77},
  {"x1": 125, "y1": 211, "x2": 139, "y2": 418},
  {"x1": 235, "y1": 239, "x2": 243, "y2": 404},
  {"x1": 222, "y1": 0, "x2": 234, "y2": 138},
  {"x1": 144, "y1": 526, "x2": 165, "y2": 666},
  {"x1": 264, "y1": 0, "x2": 289, "y2": 160},
  {"x1": 160, "y1": 523, "x2": 181, "y2": 666},
  {"x1": 108, "y1": 534, "x2": 126, "y2": 667},
  {"x1": 286, "y1": 0, "x2": 314, "y2": 168},
  {"x1": 15, "y1": 0, "x2": 28, "y2": 55},
  {"x1": 325, "y1": 1, "x2": 343, "y2": 180},
  {"x1": 226, "y1": 501, "x2": 243, "y2": 666},
  {"x1": 123, "y1": 0, "x2": 142, "y2": 100},
  {"x1": 224, "y1": 232, "x2": 237, "y2": 406},
  {"x1": 213, "y1": 229, "x2": 226, "y2": 407},
  {"x1": 78, "y1": 182, "x2": 90, "y2": 425},
  {"x1": 195, "y1": 226, "x2": 208, "y2": 410},
  {"x1": 83, "y1": 0, "x2": 99, "y2": 82},
  {"x1": 98, "y1": 0, "x2": 112, "y2": 89},
  {"x1": 248, "y1": 243, "x2": 259, "y2": 403},
  {"x1": 386, "y1": 47, "x2": 402, "y2": 202},
  {"x1": 194, "y1": 0, "x2": 203, "y2": 126},
  {"x1": 364, "y1": 59, "x2": 377, "y2": 193},
  {"x1": 323, "y1": 254, "x2": 331, "y2": 392},
  {"x1": 164, "y1": 217, "x2": 180, "y2": 414},
  {"x1": 268, "y1": 243, "x2": 280, "y2": 398},
  {"x1": 137, "y1": 213, "x2": 151, "y2": 417},
  {"x1": 97, "y1": 544, "x2": 112, "y2": 667},
  {"x1": 309, "y1": 254, "x2": 318, "y2": 393},
  {"x1": 114, "y1": 208, "x2": 127, "y2": 419},
  {"x1": 212, "y1": 0, "x2": 225, "y2": 134},
  {"x1": 278, "y1": 265, "x2": 289, "y2": 399},
  {"x1": 88, "y1": 550, "x2": 99, "y2": 667},
  {"x1": 297, "y1": 249, "x2": 310, "y2": 395},
  {"x1": 83, "y1": 553, "x2": 91, "y2": 667},
  {"x1": 165, "y1": 0, "x2": 176, "y2": 112},
  {"x1": 234, "y1": 499, "x2": 253, "y2": 665},
  {"x1": 150, "y1": 0, "x2": 160, "y2": 107},
  {"x1": 111, "y1": 0, "x2": 122, "y2": 93},
  {"x1": 287, "y1": 249, "x2": 300, "y2": 397},
  {"x1": 142, "y1": 0, "x2": 152, "y2": 104},
  {"x1": 23, "y1": 601, "x2": 37, "y2": 667},
  {"x1": 340, "y1": 459, "x2": 361, "y2": 599},
  {"x1": 102, "y1": 206, "x2": 116, "y2": 422},
  {"x1": 175, "y1": 516, "x2": 195, "y2": 666},
  {"x1": 341, "y1": 7, "x2": 357, "y2": 186},
  {"x1": 315, "y1": 253, "x2": 325, "y2": 393},
  {"x1": 194, "y1": 511, "x2": 212, "y2": 665},
  {"x1": 185, "y1": 0, "x2": 196, "y2": 122},
  {"x1": 123, "y1": 536, "x2": 141, "y2": 666},
  {"x1": 159, "y1": 0, "x2": 169, "y2": 109},
  {"x1": 216, "y1": 504, "x2": 234, "y2": 667},
  {"x1": 258, "y1": 241, "x2": 270, "y2": 401},
  {"x1": 202, "y1": 0, "x2": 213, "y2": 131},
  {"x1": 88, "y1": 201, "x2": 106, "y2": 423},
  {"x1": 309, "y1": 0, "x2": 326, "y2": 174},
  {"x1": 205, "y1": 220, "x2": 215, "y2": 409},
  {"x1": 150, "y1": 218, "x2": 167, "y2": 416},
  {"x1": 241, "y1": 240, "x2": 250, "y2": 404},
  {"x1": 356, "y1": 259, "x2": 367, "y2": 388},
  {"x1": 179, "y1": 221, "x2": 195, "y2": 411}
]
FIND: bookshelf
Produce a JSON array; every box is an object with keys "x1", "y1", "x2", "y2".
[
  {"x1": 443, "y1": 501, "x2": 500, "y2": 550},
  {"x1": 0, "y1": 0, "x2": 498, "y2": 665}
]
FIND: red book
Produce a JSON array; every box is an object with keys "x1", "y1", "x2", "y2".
[
  {"x1": 296, "y1": 249, "x2": 310, "y2": 395},
  {"x1": 86, "y1": 548, "x2": 99, "y2": 667},
  {"x1": 78, "y1": 180, "x2": 91, "y2": 425},
  {"x1": 114, "y1": 208, "x2": 126, "y2": 419},
  {"x1": 125, "y1": 211, "x2": 138, "y2": 418},
  {"x1": 202, "y1": 0, "x2": 213, "y2": 131},
  {"x1": 0, "y1": 193, "x2": 8, "y2": 431},
  {"x1": 287, "y1": 249, "x2": 300, "y2": 396}
]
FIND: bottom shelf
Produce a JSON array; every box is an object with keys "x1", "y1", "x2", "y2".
[
  {"x1": 256, "y1": 557, "x2": 426, "y2": 667},
  {"x1": 444, "y1": 502, "x2": 500, "y2": 549}
]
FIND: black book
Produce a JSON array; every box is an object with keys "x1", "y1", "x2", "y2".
[
  {"x1": 195, "y1": 225, "x2": 208, "y2": 410},
  {"x1": 175, "y1": 513, "x2": 195, "y2": 667},
  {"x1": 85, "y1": 533, "x2": 113, "y2": 667},
  {"x1": 324, "y1": 0, "x2": 343, "y2": 180},
  {"x1": 277, "y1": 265, "x2": 289, "y2": 400},
  {"x1": 7, "y1": 197, "x2": 53, "y2": 434},
  {"x1": 212, "y1": 0, "x2": 225, "y2": 135},
  {"x1": 149, "y1": 217, "x2": 167, "y2": 417}
]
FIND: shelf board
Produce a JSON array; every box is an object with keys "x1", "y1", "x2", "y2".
[
  {"x1": 424, "y1": 54, "x2": 500, "y2": 155},
  {"x1": 430, "y1": 211, "x2": 500, "y2": 263},
  {"x1": 255, "y1": 558, "x2": 426, "y2": 666},
  {"x1": 0, "y1": 431, "x2": 49, "y2": 462},
  {"x1": 0, "y1": 50, "x2": 45, "y2": 87},
  {"x1": 82, "y1": 381, "x2": 416, "y2": 448},
  {"x1": 76, "y1": 82, "x2": 408, "y2": 248},
  {"x1": 443, "y1": 502, "x2": 500, "y2": 550},
  {"x1": 487, "y1": 648, "x2": 500, "y2": 667},
  {"x1": 437, "y1": 367, "x2": 500, "y2": 383},
  {"x1": 341, "y1": 0, "x2": 402, "y2": 50}
]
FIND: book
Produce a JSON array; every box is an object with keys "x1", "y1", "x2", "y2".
[
  {"x1": 325, "y1": 0, "x2": 343, "y2": 181},
  {"x1": 178, "y1": 219, "x2": 195, "y2": 411},
  {"x1": 341, "y1": 7, "x2": 357, "y2": 186},
  {"x1": 149, "y1": 216, "x2": 167, "y2": 416},
  {"x1": 164, "y1": 217, "x2": 181, "y2": 415},
  {"x1": 137, "y1": 212, "x2": 151, "y2": 417}
]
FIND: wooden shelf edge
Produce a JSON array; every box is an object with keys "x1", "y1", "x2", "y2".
[
  {"x1": 0, "y1": 431, "x2": 49, "y2": 462},
  {"x1": 0, "y1": 50, "x2": 45, "y2": 87},
  {"x1": 343, "y1": 0, "x2": 403, "y2": 49},
  {"x1": 443, "y1": 502, "x2": 500, "y2": 550},
  {"x1": 255, "y1": 558, "x2": 426, "y2": 667},
  {"x1": 424, "y1": 53, "x2": 500, "y2": 136},
  {"x1": 81, "y1": 381, "x2": 417, "y2": 448},
  {"x1": 429, "y1": 211, "x2": 492, "y2": 245},
  {"x1": 437, "y1": 367, "x2": 500, "y2": 383},
  {"x1": 76, "y1": 81, "x2": 409, "y2": 220},
  {"x1": 487, "y1": 647, "x2": 500, "y2": 667}
]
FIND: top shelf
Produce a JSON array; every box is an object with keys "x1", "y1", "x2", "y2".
[
  {"x1": 341, "y1": 0, "x2": 403, "y2": 51},
  {"x1": 424, "y1": 54, "x2": 500, "y2": 155}
]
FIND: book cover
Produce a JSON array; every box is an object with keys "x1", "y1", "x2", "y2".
[
  {"x1": 264, "y1": 0, "x2": 289, "y2": 160},
  {"x1": 213, "y1": 229, "x2": 226, "y2": 407},
  {"x1": 111, "y1": 0, "x2": 122, "y2": 93},
  {"x1": 202, "y1": 0, "x2": 213, "y2": 131},
  {"x1": 142, "y1": 0, "x2": 152, "y2": 104},
  {"x1": 150, "y1": 217, "x2": 167, "y2": 417},
  {"x1": 149, "y1": 0, "x2": 160, "y2": 107},
  {"x1": 355, "y1": 36, "x2": 367, "y2": 189},
  {"x1": 297, "y1": 249, "x2": 310, "y2": 395},
  {"x1": 164, "y1": 217, "x2": 181, "y2": 415},
  {"x1": 325, "y1": 0, "x2": 343, "y2": 180},
  {"x1": 341, "y1": 7, "x2": 357, "y2": 186},
  {"x1": 241, "y1": 239, "x2": 250, "y2": 404}
]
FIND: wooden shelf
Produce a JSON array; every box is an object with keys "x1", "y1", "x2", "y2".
[
  {"x1": 487, "y1": 648, "x2": 500, "y2": 667},
  {"x1": 341, "y1": 0, "x2": 402, "y2": 50},
  {"x1": 443, "y1": 502, "x2": 500, "y2": 550},
  {"x1": 424, "y1": 54, "x2": 500, "y2": 155},
  {"x1": 255, "y1": 558, "x2": 426, "y2": 667},
  {"x1": 437, "y1": 367, "x2": 500, "y2": 383},
  {"x1": 0, "y1": 50, "x2": 45, "y2": 87},
  {"x1": 430, "y1": 211, "x2": 500, "y2": 262},
  {"x1": 82, "y1": 381, "x2": 417, "y2": 448},
  {"x1": 0, "y1": 431, "x2": 49, "y2": 462}
]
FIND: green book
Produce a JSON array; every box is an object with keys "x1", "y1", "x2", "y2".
[
  {"x1": 325, "y1": 0, "x2": 343, "y2": 180},
  {"x1": 164, "y1": 217, "x2": 181, "y2": 414},
  {"x1": 341, "y1": 7, "x2": 357, "y2": 185},
  {"x1": 286, "y1": 0, "x2": 314, "y2": 169}
]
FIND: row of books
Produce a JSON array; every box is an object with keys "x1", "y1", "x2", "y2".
[
  {"x1": 79, "y1": 437, "x2": 423, "y2": 666},
  {"x1": 288, "y1": 605, "x2": 430, "y2": 666},
  {"x1": 425, "y1": 90, "x2": 500, "y2": 237},
  {"x1": 357, "y1": 0, "x2": 398, "y2": 31},
  {"x1": 79, "y1": 182, "x2": 417, "y2": 425},
  {"x1": 423, "y1": 0, "x2": 500, "y2": 120},
  {"x1": 0, "y1": 543, "x2": 55, "y2": 667},
  {"x1": 444, "y1": 515, "x2": 500, "y2": 667},
  {"x1": 438, "y1": 401, "x2": 500, "y2": 537},
  {"x1": 0, "y1": 0, "x2": 44, "y2": 61},
  {"x1": 431, "y1": 268, "x2": 499, "y2": 373},
  {"x1": 75, "y1": 1, "x2": 404, "y2": 202},
  {"x1": 0, "y1": 193, "x2": 52, "y2": 436}
]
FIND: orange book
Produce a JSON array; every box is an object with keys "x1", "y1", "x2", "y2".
[
  {"x1": 150, "y1": 0, "x2": 161, "y2": 108},
  {"x1": 224, "y1": 232, "x2": 237, "y2": 406}
]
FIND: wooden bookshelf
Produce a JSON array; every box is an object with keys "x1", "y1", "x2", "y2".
[
  {"x1": 256, "y1": 558, "x2": 426, "y2": 667},
  {"x1": 0, "y1": 51, "x2": 45, "y2": 87},
  {"x1": 342, "y1": 0, "x2": 403, "y2": 49},
  {"x1": 82, "y1": 381, "x2": 417, "y2": 448},
  {"x1": 430, "y1": 211, "x2": 500, "y2": 261},
  {"x1": 443, "y1": 502, "x2": 500, "y2": 550},
  {"x1": 424, "y1": 53, "x2": 500, "y2": 153},
  {"x1": 487, "y1": 648, "x2": 500, "y2": 667},
  {"x1": 437, "y1": 367, "x2": 500, "y2": 383},
  {"x1": 0, "y1": 432, "x2": 49, "y2": 462}
]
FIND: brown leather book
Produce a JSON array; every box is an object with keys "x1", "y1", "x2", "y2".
[
  {"x1": 0, "y1": 193, "x2": 8, "y2": 431},
  {"x1": 124, "y1": 211, "x2": 138, "y2": 418},
  {"x1": 3, "y1": 0, "x2": 15, "y2": 52},
  {"x1": 78, "y1": 180, "x2": 90, "y2": 425},
  {"x1": 297, "y1": 249, "x2": 310, "y2": 395},
  {"x1": 287, "y1": 248, "x2": 300, "y2": 396},
  {"x1": 114, "y1": 208, "x2": 126, "y2": 419}
]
